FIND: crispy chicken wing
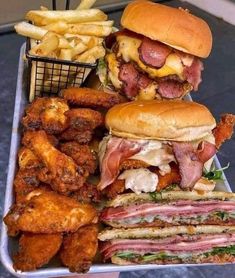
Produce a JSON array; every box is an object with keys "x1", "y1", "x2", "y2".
[
  {"x1": 18, "y1": 147, "x2": 42, "y2": 169},
  {"x1": 60, "y1": 142, "x2": 97, "y2": 174},
  {"x1": 213, "y1": 114, "x2": 235, "y2": 149},
  {"x1": 60, "y1": 224, "x2": 98, "y2": 273},
  {"x1": 4, "y1": 190, "x2": 98, "y2": 234},
  {"x1": 13, "y1": 233, "x2": 62, "y2": 271},
  {"x1": 22, "y1": 130, "x2": 87, "y2": 194},
  {"x1": 65, "y1": 108, "x2": 104, "y2": 130},
  {"x1": 60, "y1": 128, "x2": 93, "y2": 144},
  {"x1": 71, "y1": 183, "x2": 101, "y2": 203},
  {"x1": 14, "y1": 168, "x2": 40, "y2": 204},
  {"x1": 62, "y1": 87, "x2": 123, "y2": 109},
  {"x1": 22, "y1": 97, "x2": 69, "y2": 134}
]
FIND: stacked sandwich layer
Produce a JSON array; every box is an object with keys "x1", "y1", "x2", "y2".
[{"x1": 99, "y1": 192, "x2": 235, "y2": 265}]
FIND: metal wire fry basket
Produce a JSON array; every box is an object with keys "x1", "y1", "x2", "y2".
[{"x1": 25, "y1": 0, "x2": 97, "y2": 102}]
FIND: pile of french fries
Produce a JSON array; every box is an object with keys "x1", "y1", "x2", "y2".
[{"x1": 14, "y1": 0, "x2": 114, "y2": 101}]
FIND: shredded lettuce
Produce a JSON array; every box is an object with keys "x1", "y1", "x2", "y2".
[{"x1": 116, "y1": 245, "x2": 235, "y2": 262}]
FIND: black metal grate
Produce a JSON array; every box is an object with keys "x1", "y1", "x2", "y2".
[{"x1": 25, "y1": 0, "x2": 97, "y2": 101}]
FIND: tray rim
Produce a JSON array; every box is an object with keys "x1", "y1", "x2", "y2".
[{"x1": 0, "y1": 43, "x2": 233, "y2": 277}]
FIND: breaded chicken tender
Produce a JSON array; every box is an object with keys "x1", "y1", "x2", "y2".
[
  {"x1": 60, "y1": 142, "x2": 97, "y2": 174},
  {"x1": 62, "y1": 87, "x2": 123, "y2": 109},
  {"x1": 65, "y1": 108, "x2": 104, "y2": 130},
  {"x1": 60, "y1": 225, "x2": 98, "y2": 273},
  {"x1": 22, "y1": 97, "x2": 69, "y2": 134},
  {"x1": 4, "y1": 190, "x2": 98, "y2": 234},
  {"x1": 22, "y1": 130, "x2": 86, "y2": 194},
  {"x1": 213, "y1": 114, "x2": 235, "y2": 149},
  {"x1": 13, "y1": 233, "x2": 62, "y2": 271}
]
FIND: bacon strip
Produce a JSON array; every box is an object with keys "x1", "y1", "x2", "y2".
[
  {"x1": 172, "y1": 141, "x2": 216, "y2": 189},
  {"x1": 101, "y1": 234, "x2": 235, "y2": 260},
  {"x1": 138, "y1": 37, "x2": 171, "y2": 68},
  {"x1": 98, "y1": 137, "x2": 144, "y2": 191},
  {"x1": 119, "y1": 63, "x2": 152, "y2": 99},
  {"x1": 213, "y1": 114, "x2": 235, "y2": 149},
  {"x1": 183, "y1": 58, "x2": 203, "y2": 90}
]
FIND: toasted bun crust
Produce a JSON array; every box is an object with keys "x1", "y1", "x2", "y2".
[
  {"x1": 121, "y1": 0, "x2": 212, "y2": 58},
  {"x1": 105, "y1": 100, "x2": 216, "y2": 141},
  {"x1": 98, "y1": 225, "x2": 235, "y2": 241},
  {"x1": 107, "y1": 191, "x2": 235, "y2": 208}
]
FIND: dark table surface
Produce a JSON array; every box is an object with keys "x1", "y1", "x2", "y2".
[{"x1": 0, "y1": 1, "x2": 235, "y2": 277}]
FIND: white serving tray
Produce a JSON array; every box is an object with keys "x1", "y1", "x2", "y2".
[{"x1": 0, "y1": 44, "x2": 233, "y2": 277}]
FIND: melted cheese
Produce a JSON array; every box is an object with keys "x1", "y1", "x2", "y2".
[
  {"x1": 131, "y1": 140, "x2": 175, "y2": 174},
  {"x1": 106, "y1": 53, "x2": 122, "y2": 89},
  {"x1": 117, "y1": 35, "x2": 184, "y2": 79},
  {"x1": 119, "y1": 168, "x2": 158, "y2": 194}
]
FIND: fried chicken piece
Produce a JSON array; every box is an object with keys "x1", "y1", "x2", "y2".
[
  {"x1": 65, "y1": 108, "x2": 104, "y2": 130},
  {"x1": 22, "y1": 97, "x2": 69, "y2": 134},
  {"x1": 13, "y1": 233, "x2": 62, "y2": 271},
  {"x1": 14, "y1": 168, "x2": 40, "y2": 204},
  {"x1": 213, "y1": 114, "x2": 235, "y2": 149},
  {"x1": 154, "y1": 163, "x2": 181, "y2": 191},
  {"x1": 18, "y1": 147, "x2": 41, "y2": 169},
  {"x1": 103, "y1": 179, "x2": 125, "y2": 199},
  {"x1": 60, "y1": 224, "x2": 98, "y2": 273},
  {"x1": 60, "y1": 128, "x2": 93, "y2": 144},
  {"x1": 62, "y1": 87, "x2": 123, "y2": 109},
  {"x1": 60, "y1": 142, "x2": 97, "y2": 174},
  {"x1": 71, "y1": 183, "x2": 101, "y2": 203},
  {"x1": 120, "y1": 159, "x2": 149, "y2": 170},
  {"x1": 22, "y1": 130, "x2": 87, "y2": 194},
  {"x1": 4, "y1": 190, "x2": 98, "y2": 234}
]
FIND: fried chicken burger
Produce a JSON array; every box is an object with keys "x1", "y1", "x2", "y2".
[
  {"x1": 97, "y1": 100, "x2": 235, "y2": 196},
  {"x1": 99, "y1": 0, "x2": 212, "y2": 100}
]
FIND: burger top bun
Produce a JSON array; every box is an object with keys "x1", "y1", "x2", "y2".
[
  {"x1": 105, "y1": 100, "x2": 216, "y2": 142},
  {"x1": 121, "y1": 0, "x2": 212, "y2": 58}
]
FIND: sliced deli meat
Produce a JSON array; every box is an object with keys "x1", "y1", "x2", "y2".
[
  {"x1": 183, "y1": 57, "x2": 203, "y2": 90},
  {"x1": 138, "y1": 37, "x2": 171, "y2": 68},
  {"x1": 98, "y1": 137, "x2": 144, "y2": 191},
  {"x1": 101, "y1": 233, "x2": 235, "y2": 261},
  {"x1": 172, "y1": 141, "x2": 216, "y2": 189},
  {"x1": 100, "y1": 199, "x2": 235, "y2": 227}
]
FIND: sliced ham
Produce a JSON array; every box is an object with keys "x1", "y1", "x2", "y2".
[
  {"x1": 98, "y1": 137, "x2": 144, "y2": 191},
  {"x1": 172, "y1": 141, "x2": 216, "y2": 189},
  {"x1": 138, "y1": 37, "x2": 171, "y2": 68},
  {"x1": 119, "y1": 63, "x2": 152, "y2": 99},
  {"x1": 101, "y1": 234, "x2": 235, "y2": 260},
  {"x1": 157, "y1": 80, "x2": 185, "y2": 99},
  {"x1": 183, "y1": 57, "x2": 203, "y2": 90},
  {"x1": 100, "y1": 200, "x2": 235, "y2": 221}
]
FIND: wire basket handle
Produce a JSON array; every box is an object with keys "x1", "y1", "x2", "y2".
[{"x1": 52, "y1": 0, "x2": 71, "y2": 10}]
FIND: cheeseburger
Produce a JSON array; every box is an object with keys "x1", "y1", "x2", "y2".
[
  {"x1": 99, "y1": 0, "x2": 212, "y2": 100},
  {"x1": 97, "y1": 100, "x2": 235, "y2": 196}
]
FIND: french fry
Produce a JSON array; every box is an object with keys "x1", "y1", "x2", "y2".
[
  {"x1": 42, "y1": 31, "x2": 71, "y2": 49},
  {"x1": 67, "y1": 24, "x2": 112, "y2": 37},
  {"x1": 26, "y1": 9, "x2": 107, "y2": 25},
  {"x1": 76, "y1": 0, "x2": 97, "y2": 10},
  {"x1": 87, "y1": 37, "x2": 103, "y2": 49},
  {"x1": 59, "y1": 49, "x2": 73, "y2": 61},
  {"x1": 14, "y1": 22, "x2": 47, "y2": 40},
  {"x1": 76, "y1": 45, "x2": 105, "y2": 63},
  {"x1": 71, "y1": 42, "x2": 88, "y2": 58},
  {"x1": 44, "y1": 21, "x2": 68, "y2": 34},
  {"x1": 81, "y1": 20, "x2": 114, "y2": 26},
  {"x1": 29, "y1": 34, "x2": 59, "y2": 56}
]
